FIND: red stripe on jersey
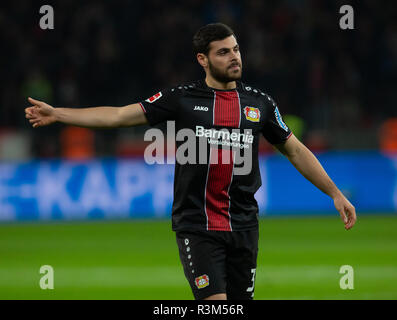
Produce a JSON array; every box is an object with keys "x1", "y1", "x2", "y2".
[
  {"x1": 213, "y1": 91, "x2": 240, "y2": 128},
  {"x1": 139, "y1": 102, "x2": 146, "y2": 113},
  {"x1": 205, "y1": 147, "x2": 234, "y2": 231},
  {"x1": 204, "y1": 90, "x2": 241, "y2": 231}
]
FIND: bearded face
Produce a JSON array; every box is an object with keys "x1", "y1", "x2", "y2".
[
  {"x1": 198, "y1": 35, "x2": 243, "y2": 84},
  {"x1": 208, "y1": 55, "x2": 242, "y2": 83}
]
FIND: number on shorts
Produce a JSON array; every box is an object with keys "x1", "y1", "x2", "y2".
[{"x1": 246, "y1": 268, "x2": 256, "y2": 293}]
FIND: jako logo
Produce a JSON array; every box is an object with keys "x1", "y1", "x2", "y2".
[{"x1": 194, "y1": 106, "x2": 208, "y2": 111}]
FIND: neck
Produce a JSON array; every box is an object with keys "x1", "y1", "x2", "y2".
[{"x1": 205, "y1": 76, "x2": 236, "y2": 90}]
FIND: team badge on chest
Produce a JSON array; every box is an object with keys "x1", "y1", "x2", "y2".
[{"x1": 244, "y1": 106, "x2": 260, "y2": 122}]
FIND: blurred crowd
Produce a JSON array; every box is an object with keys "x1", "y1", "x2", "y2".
[{"x1": 0, "y1": 0, "x2": 396, "y2": 159}]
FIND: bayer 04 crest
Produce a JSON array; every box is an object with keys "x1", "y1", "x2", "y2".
[{"x1": 243, "y1": 106, "x2": 260, "y2": 122}]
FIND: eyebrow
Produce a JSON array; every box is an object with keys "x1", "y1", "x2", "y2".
[{"x1": 216, "y1": 44, "x2": 239, "y2": 53}]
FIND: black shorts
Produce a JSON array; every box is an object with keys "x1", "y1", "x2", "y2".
[{"x1": 175, "y1": 229, "x2": 259, "y2": 300}]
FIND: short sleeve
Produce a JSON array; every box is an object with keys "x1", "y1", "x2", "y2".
[
  {"x1": 261, "y1": 95, "x2": 292, "y2": 145},
  {"x1": 139, "y1": 88, "x2": 179, "y2": 126}
]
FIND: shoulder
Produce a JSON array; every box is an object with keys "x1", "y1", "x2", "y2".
[
  {"x1": 238, "y1": 82, "x2": 271, "y2": 99},
  {"x1": 167, "y1": 80, "x2": 211, "y2": 100},
  {"x1": 168, "y1": 80, "x2": 202, "y2": 93},
  {"x1": 145, "y1": 81, "x2": 196, "y2": 102},
  {"x1": 143, "y1": 81, "x2": 206, "y2": 107},
  {"x1": 239, "y1": 81, "x2": 277, "y2": 106}
]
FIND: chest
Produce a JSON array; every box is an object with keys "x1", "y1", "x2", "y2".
[{"x1": 178, "y1": 90, "x2": 266, "y2": 134}]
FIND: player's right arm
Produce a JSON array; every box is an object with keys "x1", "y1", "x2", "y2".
[{"x1": 25, "y1": 97, "x2": 148, "y2": 128}]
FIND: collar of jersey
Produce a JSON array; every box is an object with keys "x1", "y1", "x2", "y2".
[{"x1": 199, "y1": 79, "x2": 242, "y2": 92}]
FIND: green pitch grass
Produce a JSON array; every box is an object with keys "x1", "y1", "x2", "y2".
[{"x1": 0, "y1": 215, "x2": 396, "y2": 300}]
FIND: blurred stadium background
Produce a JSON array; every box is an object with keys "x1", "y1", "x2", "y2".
[{"x1": 0, "y1": 0, "x2": 396, "y2": 299}]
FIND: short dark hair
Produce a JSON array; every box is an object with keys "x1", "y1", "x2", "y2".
[{"x1": 193, "y1": 23, "x2": 236, "y2": 55}]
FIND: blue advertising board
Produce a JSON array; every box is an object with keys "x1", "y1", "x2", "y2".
[{"x1": 0, "y1": 152, "x2": 396, "y2": 222}]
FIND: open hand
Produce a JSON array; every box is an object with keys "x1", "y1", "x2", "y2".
[{"x1": 25, "y1": 97, "x2": 57, "y2": 128}]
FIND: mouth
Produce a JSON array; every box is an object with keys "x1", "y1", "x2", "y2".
[{"x1": 229, "y1": 63, "x2": 240, "y2": 70}]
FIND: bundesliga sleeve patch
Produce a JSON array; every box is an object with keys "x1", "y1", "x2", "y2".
[
  {"x1": 274, "y1": 106, "x2": 289, "y2": 132},
  {"x1": 145, "y1": 92, "x2": 162, "y2": 103},
  {"x1": 244, "y1": 106, "x2": 260, "y2": 122},
  {"x1": 195, "y1": 274, "x2": 209, "y2": 289}
]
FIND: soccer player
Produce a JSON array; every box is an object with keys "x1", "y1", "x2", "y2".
[{"x1": 25, "y1": 23, "x2": 356, "y2": 300}]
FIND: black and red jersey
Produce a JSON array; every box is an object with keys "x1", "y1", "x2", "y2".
[{"x1": 139, "y1": 80, "x2": 292, "y2": 232}]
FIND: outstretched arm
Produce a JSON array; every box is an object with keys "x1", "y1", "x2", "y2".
[
  {"x1": 275, "y1": 134, "x2": 357, "y2": 230},
  {"x1": 25, "y1": 97, "x2": 148, "y2": 128}
]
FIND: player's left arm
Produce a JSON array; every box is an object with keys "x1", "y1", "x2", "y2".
[{"x1": 275, "y1": 134, "x2": 357, "y2": 230}]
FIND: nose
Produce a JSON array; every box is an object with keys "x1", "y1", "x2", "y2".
[{"x1": 230, "y1": 51, "x2": 240, "y2": 63}]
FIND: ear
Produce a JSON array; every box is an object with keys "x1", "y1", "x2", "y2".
[{"x1": 196, "y1": 53, "x2": 208, "y2": 68}]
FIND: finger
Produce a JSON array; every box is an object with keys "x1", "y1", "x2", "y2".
[
  {"x1": 26, "y1": 112, "x2": 36, "y2": 119},
  {"x1": 29, "y1": 118, "x2": 41, "y2": 124},
  {"x1": 343, "y1": 209, "x2": 351, "y2": 229},
  {"x1": 25, "y1": 107, "x2": 33, "y2": 113},
  {"x1": 25, "y1": 108, "x2": 35, "y2": 117},
  {"x1": 345, "y1": 207, "x2": 357, "y2": 230},
  {"x1": 339, "y1": 209, "x2": 348, "y2": 224},
  {"x1": 346, "y1": 221, "x2": 354, "y2": 230},
  {"x1": 348, "y1": 215, "x2": 357, "y2": 230},
  {"x1": 28, "y1": 97, "x2": 42, "y2": 106}
]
